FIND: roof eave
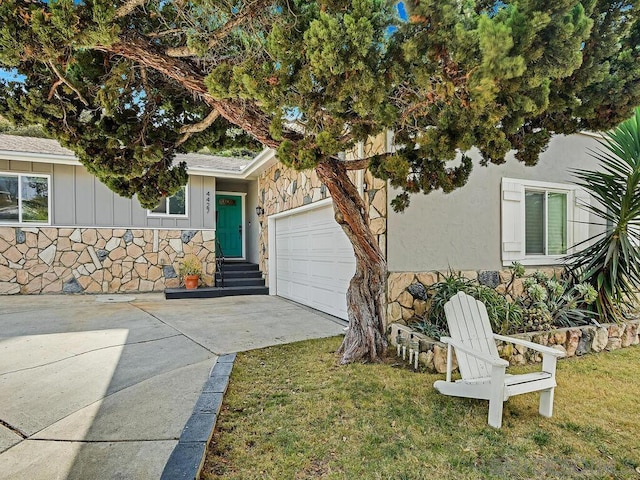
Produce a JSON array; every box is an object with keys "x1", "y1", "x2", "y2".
[
  {"x1": 0, "y1": 150, "x2": 80, "y2": 165},
  {"x1": 0, "y1": 145, "x2": 279, "y2": 179},
  {"x1": 238, "y1": 147, "x2": 277, "y2": 179}
]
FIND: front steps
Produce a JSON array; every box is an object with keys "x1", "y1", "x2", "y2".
[{"x1": 165, "y1": 260, "x2": 268, "y2": 299}]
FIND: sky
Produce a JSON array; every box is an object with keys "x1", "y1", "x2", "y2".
[{"x1": 0, "y1": 69, "x2": 25, "y2": 83}]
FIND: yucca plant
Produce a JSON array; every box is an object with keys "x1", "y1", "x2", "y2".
[{"x1": 567, "y1": 108, "x2": 640, "y2": 322}]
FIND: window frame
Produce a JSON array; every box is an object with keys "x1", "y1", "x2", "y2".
[
  {"x1": 146, "y1": 185, "x2": 189, "y2": 218},
  {"x1": 523, "y1": 186, "x2": 569, "y2": 258},
  {"x1": 502, "y1": 177, "x2": 589, "y2": 267},
  {"x1": 0, "y1": 171, "x2": 52, "y2": 226}
]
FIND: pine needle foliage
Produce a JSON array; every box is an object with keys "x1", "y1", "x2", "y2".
[{"x1": 0, "y1": 1, "x2": 638, "y2": 209}]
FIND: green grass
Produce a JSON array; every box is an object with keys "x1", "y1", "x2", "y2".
[{"x1": 201, "y1": 338, "x2": 640, "y2": 480}]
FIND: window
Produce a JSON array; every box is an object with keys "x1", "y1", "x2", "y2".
[
  {"x1": 501, "y1": 178, "x2": 590, "y2": 266},
  {"x1": 525, "y1": 190, "x2": 567, "y2": 255},
  {"x1": 148, "y1": 186, "x2": 187, "y2": 216},
  {"x1": 0, "y1": 173, "x2": 50, "y2": 224}
]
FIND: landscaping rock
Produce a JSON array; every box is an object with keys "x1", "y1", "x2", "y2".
[
  {"x1": 15, "y1": 229, "x2": 25, "y2": 244},
  {"x1": 181, "y1": 231, "x2": 197, "y2": 243},
  {"x1": 63, "y1": 277, "x2": 83, "y2": 293},
  {"x1": 565, "y1": 329, "x2": 582, "y2": 357},
  {"x1": 123, "y1": 229, "x2": 134, "y2": 243},
  {"x1": 606, "y1": 337, "x2": 622, "y2": 351},
  {"x1": 163, "y1": 265, "x2": 177, "y2": 279},
  {"x1": 592, "y1": 327, "x2": 609, "y2": 352},
  {"x1": 576, "y1": 328, "x2": 594, "y2": 356},
  {"x1": 407, "y1": 282, "x2": 428, "y2": 301},
  {"x1": 478, "y1": 270, "x2": 500, "y2": 288}
]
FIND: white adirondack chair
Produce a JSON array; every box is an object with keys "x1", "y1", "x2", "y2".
[{"x1": 433, "y1": 292, "x2": 565, "y2": 428}]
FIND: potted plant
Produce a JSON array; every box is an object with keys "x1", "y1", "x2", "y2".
[{"x1": 178, "y1": 255, "x2": 202, "y2": 290}]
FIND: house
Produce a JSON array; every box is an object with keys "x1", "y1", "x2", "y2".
[
  {"x1": 0, "y1": 132, "x2": 605, "y2": 326},
  {"x1": 0, "y1": 134, "x2": 273, "y2": 295}
]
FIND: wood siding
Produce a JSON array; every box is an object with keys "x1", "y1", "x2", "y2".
[{"x1": 0, "y1": 159, "x2": 215, "y2": 229}]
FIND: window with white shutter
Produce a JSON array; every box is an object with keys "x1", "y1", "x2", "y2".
[{"x1": 501, "y1": 178, "x2": 590, "y2": 266}]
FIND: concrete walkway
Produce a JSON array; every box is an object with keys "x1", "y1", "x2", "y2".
[{"x1": 0, "y1": 294, "x2": 345, "y2": 479}]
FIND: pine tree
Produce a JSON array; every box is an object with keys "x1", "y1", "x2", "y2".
[{"x1": 1, "y1": 0, "x2": 638, "y2": 363}]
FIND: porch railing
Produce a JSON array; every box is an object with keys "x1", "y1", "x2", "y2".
[{"x1": 215, "y1": 240, "x2": 225, "y2": 287}]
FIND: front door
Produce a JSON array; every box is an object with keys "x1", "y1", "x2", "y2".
[{"x1": 216, "y1": 194, "x2": 243, "y2": 257}]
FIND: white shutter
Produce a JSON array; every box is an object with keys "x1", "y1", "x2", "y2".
[
  {"x1": 571, "y1": 188, "x2": 591, "y2": 253},
  {"x1": 501, "y1": 179, "x2": 525, "y2": 264}
]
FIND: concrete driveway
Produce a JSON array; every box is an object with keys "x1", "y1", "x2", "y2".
[{"x1": 0, "y1": 294, "x2": 345, "y2": 479}]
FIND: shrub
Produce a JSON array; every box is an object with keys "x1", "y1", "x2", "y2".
[
  {"x1": 407, "y1": 266, "x2": 597, "y2": 338},
  {"x1": 566, "y1": 107, "x2": 640, "y2": 322},
  {"x1": 409, "y1": 271, "x2": 523, "y2": 337}
]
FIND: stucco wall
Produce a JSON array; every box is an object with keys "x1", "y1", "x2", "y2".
[
  {"x1": 0, "y1": 158, "x2": 216, "y2": 229},
  {"x1": 387, "y1": 133, "x2": 605, "y2": 272},
  {"x1": 0, "y1": 226, "x2": 216, "y2": 294}
]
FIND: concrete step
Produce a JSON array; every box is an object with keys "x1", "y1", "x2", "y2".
[
  {"x1": 165, "y1": 285, "x2": 269, "y2": 299},
  {"x1": 216, "y1": 270, "x2": 262, "y2": 280},
  {"x1": 215, "y1": 277, "x2": 265, "y2": 287},
  {"x1": 220, "y1": 262, "x2": 259, "y2": 272}
]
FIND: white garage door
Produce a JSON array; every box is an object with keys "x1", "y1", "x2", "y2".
[{"x1": 274, "y1": 203, "x2": 356, "y2": 320}]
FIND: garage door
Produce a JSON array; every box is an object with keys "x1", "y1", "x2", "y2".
[{"x1": 274, "y1": 203, "x2": 356, "y2": 320}]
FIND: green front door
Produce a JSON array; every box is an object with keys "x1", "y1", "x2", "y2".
[{"x1": 216, "y1": 194, "x2": 243, "y2": 257}]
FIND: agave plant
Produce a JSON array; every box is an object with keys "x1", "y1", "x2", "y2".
[{"x1": 567, "y1": 107, "x2": 640, "y2": 322}]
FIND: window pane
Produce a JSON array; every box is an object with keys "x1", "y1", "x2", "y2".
[
  {"x1": 168, "y1": 188, "x2": 186, "y2": 215},
  {"x1": 21, "y1": 176, "x2": 49, "y2": 223},
  {"x1": 0, "y1": 175, "x2": 19, "y2": 222},
  {"x1": 547, "y1": 192, "x2": 567, "y2": 254},
  {"x1": 151, "y1": 198, "x2": 168, "y2": 214},
  {"x1": 525, "y1": 191, "x2": 545, "y2": 255}
]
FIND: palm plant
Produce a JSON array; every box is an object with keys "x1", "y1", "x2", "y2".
[{"x1": 567, "y1": 107, "x2": 640, "y2": 322}]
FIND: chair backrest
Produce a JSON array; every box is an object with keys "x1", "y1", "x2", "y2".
[{"x1": 444, "y1": 292, "x2": 500, "y2": 380}]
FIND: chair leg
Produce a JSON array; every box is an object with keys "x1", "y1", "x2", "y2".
[
  {"x1": 488, "y1": 365, "x2": 506, "y2": 428},
  {"x1": 488, "y1": 398, "x2": 504, "y2": 428},
  {"x1": 539, "y1": 388, "x2": 555, "y2": 417}
]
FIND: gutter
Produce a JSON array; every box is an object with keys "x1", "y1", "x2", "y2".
[
  {"x1": 0, "y1": 150, "x2": 79, "y2": 166},
  {"x1": 0, "y1": 146, "x2": 278, "y2": 180}
]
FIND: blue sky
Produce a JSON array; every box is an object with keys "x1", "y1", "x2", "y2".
[{"x1": 0, "y1": 69, "x2": 25, "y2": 82}]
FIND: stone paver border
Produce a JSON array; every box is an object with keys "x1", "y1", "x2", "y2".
[{"x1": 160, "y1": 353, "x2": 236, "y2": 480}]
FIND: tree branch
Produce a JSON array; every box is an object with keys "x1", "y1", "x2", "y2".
[
  {"x1": 342, "y1": 157, "x2": 371, "y2": 170},
  {"x1": 176, "y1": 109, "x2": 220, "y2": 146},
  {"x1": 165, "y1": 0, "x2": 272, "y2": 57},
  {"x1": 48, "y1": 62, "x2": 89, "y2": 106},
  {"x1": 94, "y1": 32, "x2": 301, "y2": 148},
  {"x1": 115, "y1": 0, "x2": 146, "y2": 19}
]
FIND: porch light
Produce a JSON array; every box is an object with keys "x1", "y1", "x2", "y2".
[{"x1": 255, "y1": 206, "x2": 264, "y2": 216}]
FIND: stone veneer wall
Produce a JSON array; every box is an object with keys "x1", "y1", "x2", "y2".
[
  {"x1": 257, "y1": 162, "x2": 387, "y2": 285},
  {"x1": 387, "y1": 267, "x2": 564, "y2": 324},
  {"x1": 0, "y1": 226, "x2": 216, "y2": 294},
  {"x1": 388, "y1": 320, "x2": 640, "y2": 373}
]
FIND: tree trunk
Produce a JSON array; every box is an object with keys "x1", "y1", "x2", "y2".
[{"x1": 315, "y1": 159, "x2": 388, "y2": 364}]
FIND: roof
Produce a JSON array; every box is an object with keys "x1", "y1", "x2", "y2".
[
  {"x1": 0, "y1": 133, "x2": 73, "y2": 157},
  {"x1": 0, "y1": 134, "x2": 252, "y2": 173}
]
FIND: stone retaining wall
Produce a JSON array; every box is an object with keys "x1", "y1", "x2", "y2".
[
  {"x1": 388, "y1": 320, "x2": 640, "y2": 373},
  {"x1": 257, "y1": 163, "x2": 386, "y2": 285},
  {"x1": 0, "y1": 226, "x2": 216, "y2": 294},
  {"x1": 387, "y1": 268, "x2": 564, "y2": 324}
]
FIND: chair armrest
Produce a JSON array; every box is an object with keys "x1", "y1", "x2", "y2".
[
  {"x1": 493, "y1": 334, "x2": 566, "y2": 358},
  {"x1": 440, "y1": 337, "x2": 509, "y2": 367}
]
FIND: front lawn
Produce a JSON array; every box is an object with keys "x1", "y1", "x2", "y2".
[{"x1": 201, "y1": 337, "x2": 640, "y2": 480}]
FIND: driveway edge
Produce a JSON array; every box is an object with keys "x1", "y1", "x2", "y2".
[{"x1": 160, "y1": 353, "x2": 236, "y2": 480}]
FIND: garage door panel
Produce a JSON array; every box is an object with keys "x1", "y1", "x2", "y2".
[{"x1": 274, "y1": 204, "x2": 356, "y2": 320}]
